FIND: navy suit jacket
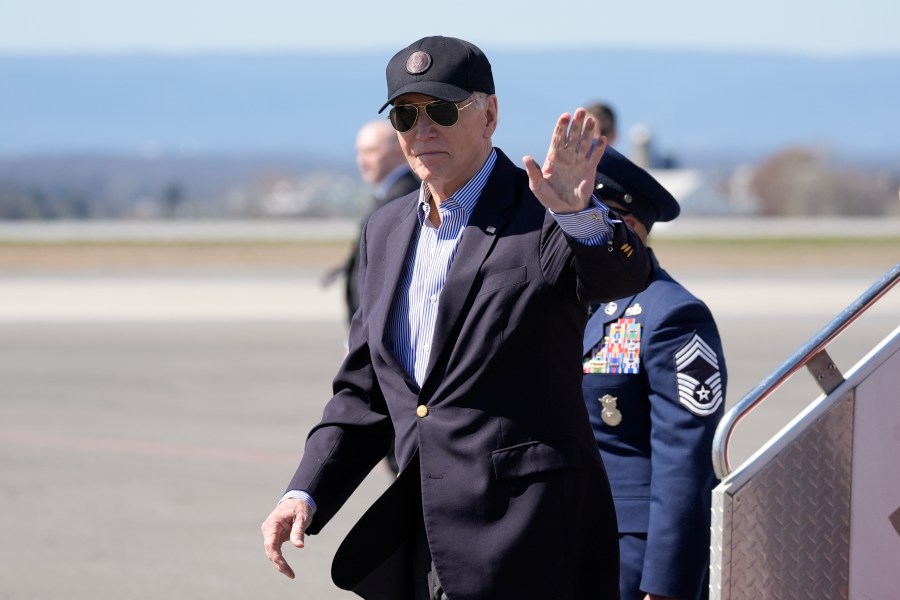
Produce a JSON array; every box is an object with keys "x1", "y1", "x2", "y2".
[
  {"x1": 582, "y1": 251, "x2": 726, "y2": 600},
  {"x1": 287, "y1": 149, "x2": 652, "y2": 600}
]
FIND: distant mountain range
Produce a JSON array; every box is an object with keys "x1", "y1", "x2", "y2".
[{"x1": 2, "y1": 49, "x2": 899, "y2": 170}]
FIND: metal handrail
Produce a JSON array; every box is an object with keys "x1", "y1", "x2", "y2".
[{"x1": 712, "y1": 262, "x2": 900, "y2": 479}]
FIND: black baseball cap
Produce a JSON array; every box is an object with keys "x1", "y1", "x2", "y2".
[
  {"x1": 594, "y1": 146, "x2": 680, "y2": 230},
  {"x1": 378, "y1": 36, "x2": 495, "y2": 113}
]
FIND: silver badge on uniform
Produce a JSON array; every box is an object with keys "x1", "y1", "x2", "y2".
[
  {"x1": 674, "y1": 333, "x2": 724, "y2": 416},
  {"x1": 599, "y1": 394, "x2": 622, "y2": 426},
  {"x1": 604, "y1": 302, "x2": 618, "y2": 315},
  {"x1": 625, "y1": 303, "x2": 642, "y2": 316}
]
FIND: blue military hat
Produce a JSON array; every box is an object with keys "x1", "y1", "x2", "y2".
[{"x1": 594, "y1": 146, "x2": 680, "y2": 229}]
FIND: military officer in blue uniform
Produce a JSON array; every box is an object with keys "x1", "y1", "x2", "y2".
[{"x1": 583, "y1": 147, "x2": 727, "y2": 600}]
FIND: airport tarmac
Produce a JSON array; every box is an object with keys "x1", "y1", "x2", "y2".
[{"x1": 1, "y1": 253, "x2": 898, "y2": 598}]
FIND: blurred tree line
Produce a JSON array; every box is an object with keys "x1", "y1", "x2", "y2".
[{"x1": 750, "y1": 147, "x2": 899, "y2": 216}]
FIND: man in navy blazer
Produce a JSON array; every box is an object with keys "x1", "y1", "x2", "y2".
[
  {"x1": 262, "y1": 36, "x2": 652, "y2": 600},
  {"x1": 582, "y1": 147, "x2": 727, "y2": 600}
]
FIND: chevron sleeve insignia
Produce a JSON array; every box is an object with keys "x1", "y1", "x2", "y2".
[{"x1": 674, "y1": 333, "x2": 724, "y2": 416}]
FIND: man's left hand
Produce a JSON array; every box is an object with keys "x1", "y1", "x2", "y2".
[{"x1": 523, "y1": 107, "x2": 606, "y2": 214}]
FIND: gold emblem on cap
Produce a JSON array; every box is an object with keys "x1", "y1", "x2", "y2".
[
  {"x1": 604, "y1": 302, "x2": 618, "y2": 315},
  {"x1": 406, "y1": 51, "x2": 432, "y2": 75},
  {"x1": 625, "y1": 303, "x2": 642, "y2": 316},
  {"x1": 599, "y1": 394, "x2": 622, "y2": 426}
]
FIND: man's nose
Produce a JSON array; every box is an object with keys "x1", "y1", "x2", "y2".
[{"x1": 414, "y1": 111, "x2": 436, "y2": 137}]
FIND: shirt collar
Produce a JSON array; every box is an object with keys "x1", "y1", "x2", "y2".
[{"x1": 417, "y1": 149, "x2": 497, "y2": 225}]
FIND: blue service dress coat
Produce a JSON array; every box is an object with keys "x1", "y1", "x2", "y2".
[
  {"x1": 286, "y1": 149, "x2": 652, "y2": 600},
  {"x1": 582, "y1": 251, "x2": 727, "y2": 600}
]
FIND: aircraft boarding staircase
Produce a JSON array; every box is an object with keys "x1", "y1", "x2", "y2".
[{"x1": 709, "y1": 263, "x2": 900, "y2": 600}]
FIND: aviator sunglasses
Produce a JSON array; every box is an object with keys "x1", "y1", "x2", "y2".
[{"x1": 388, "y1": 99, "x2": 475, "y2": 132}]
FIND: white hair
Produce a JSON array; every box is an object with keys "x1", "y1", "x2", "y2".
[{"x1": 471, "y1": 91, "x2": 490, "y2": 110}]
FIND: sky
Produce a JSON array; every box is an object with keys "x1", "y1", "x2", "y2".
[{"x1": 2, "y1": 0, "x2": 899, "y2": 56}]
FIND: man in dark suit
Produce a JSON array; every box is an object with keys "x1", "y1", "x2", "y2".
[
  {"x1": 326, "y1": 120, "x2": 421, "y2": 325},
  {"x1": 582, "y1": 147, "x2": 727, "y2": 600},
  {"x1": 262, "y1": 35, "x2": 652, "y2": 599}
]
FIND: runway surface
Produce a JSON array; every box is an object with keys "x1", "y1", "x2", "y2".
[{"x1": 1, "y1": 259, "x2": 898, "y2": 598}]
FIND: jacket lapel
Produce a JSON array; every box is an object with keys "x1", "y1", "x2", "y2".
[{"x1": 370, "y1": 199, "x2": 421, "y2": 372}]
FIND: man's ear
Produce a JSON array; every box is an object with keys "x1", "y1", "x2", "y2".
[
  {"x1": 483, "y1": 95, "x2": 499, "y2": 138},
  {"x1": 605, "y1": 205, "x2": 645, "y2": 238},
  {"x1": 622, "y1": 215, "x2": 650, "y2": 241},
  {"x1": 622, "y1": 214, "x2": 640, "y2": 231}
]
